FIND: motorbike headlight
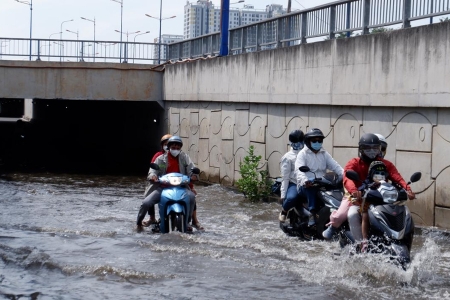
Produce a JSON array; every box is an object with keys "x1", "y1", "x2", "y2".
[
  {"x1": 378, "y1": 184, "x2": 398, "y2": 203},
  {"x1": 168, "y1": 176, "x2": 183, "y2": 186}
]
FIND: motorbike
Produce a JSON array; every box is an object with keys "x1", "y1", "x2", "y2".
[
  {"x1": 148, "y1": 163, "x2": 200, "y2": 234},
  {"x1": 342, "y1": 169, "x2": 421, "y2": 269},
  {"x1": 279, "y1": 166, "x2": 344, "y2": 241}
]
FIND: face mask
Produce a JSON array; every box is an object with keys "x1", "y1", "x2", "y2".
[
  {"x1": 363, "y1": 149, "x2": 379, "y2": 159},
  {"x1": 163, "y1": 145, "x2": 168, "y2": 152},
  {"x1": 310, "y1": 141, "x2": 322, "y2": 151},
  {"x1": 291, "y1": 142, "x2": 304, "y2": 151},
  {"x1": 170, "y1": 149, "x2": 180, "y2": 157}
]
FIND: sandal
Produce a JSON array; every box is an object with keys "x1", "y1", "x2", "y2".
[
  {"x1": 192, "y1": 222, "x2": 205, "y2": 231},
  {"x1": 142, "y1": 218, "x2": 156, "y2": 227}
]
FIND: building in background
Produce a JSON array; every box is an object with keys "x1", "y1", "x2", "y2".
[
  {"x1": 153, "y1": 34, "x2": 184, "y2": 61},
  {"x1": 183, "y1": 1, "x2": 286, "y2": 39}
]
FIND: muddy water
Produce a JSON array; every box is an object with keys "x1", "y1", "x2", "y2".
[{"x1": 0, "y1": 172, "x2": 449, "y2": 299}]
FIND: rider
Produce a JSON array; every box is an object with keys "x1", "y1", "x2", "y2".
[
  {"x1": 322, "y1": 132, "x2": 388, "y2": 239},
  {"x1": 344, "y1": 133, "x2": 415, "y2": 248},
  {"x1": 143, "y1": 134, "x2": 204, "y2": 230},
  {"x1": 136, "y1": 136, "x2": 198, "y2": 232},
  {"x1": 278, "y1": 129, "x2": 305, "y2": 222},
  {"x1": 295, "y1": 128, "x2": 344, "y2": 226}
]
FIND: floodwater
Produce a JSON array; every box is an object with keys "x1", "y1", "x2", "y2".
[{"x1": 0, "y1": 172, "x2": 449, "y2": 300}]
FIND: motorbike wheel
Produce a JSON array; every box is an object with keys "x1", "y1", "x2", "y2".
[{"x1": 174, "y1": 213, "x2": 185, "y2": 232}]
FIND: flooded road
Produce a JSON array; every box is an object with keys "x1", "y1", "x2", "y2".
[{"x1": 0, "y1": 172, "x2": 449, "y2": 299}]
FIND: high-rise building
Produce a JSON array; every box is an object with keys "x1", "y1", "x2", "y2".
[
  {"x1": 153, "y1": 34, "x2": 184, "y2": 61},
  {"x1": 183, "y1": 1, "x2": 286, "y2": 39}
]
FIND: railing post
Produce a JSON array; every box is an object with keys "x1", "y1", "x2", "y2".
[
  {"x1": 179, "y1": 43, "x2": 183, "y2": 60},
  {"x1": 301, "y1": 12, "x2": 307, "y2": 44},
  {"x1": 210, "y1": 35, "x2": 213, "y2": 56},
  {"x1": 329, "y1": 5, "x2": 336, "y2": 40},
  {"x1": 80, "y1": 41, "x2": 84, "y2": 62},
  {"x1": 277, "y1": 18, "x2": 283, "y2": 48},
  {"x1": 362, "y1": 0, "x2": 370, "y2": 35},
  {"x1": 256, "y1": 24, "x2": 262, "y2": 52},
  {"x1": 36, "y1": 39, "x2": 41, "y2": 61},
  {"x1": 189, "y1": 40, "x2": 194, "y2": 58},
  {"x1": 403, "y1": 0, "x2": 411, "y2": 28},
  {"x1": 240, "y1": 28, "x2": 246, "y2": 54},
  {"x1": 229, "y1": 31, "x2": 234, "y2": 55}
]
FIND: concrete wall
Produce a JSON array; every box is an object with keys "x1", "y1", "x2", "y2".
[
  {"x1": 163, "y1": 22, "x2": 450, "y2": 229},
  {"x1": 0, "y1": 61, "x2": 163, "y2": 105}
]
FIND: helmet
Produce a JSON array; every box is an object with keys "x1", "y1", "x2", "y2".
[
  {"x1": 374, "y1": 133, "x2": 388, "y2": 158},
  {"x1": 304, "y1": 128, "x2": 325, "y2": 151},
  {"x1": 358, "y1": 133, "x2": 381, "y2": 162},
  {"x1": 160, "y1": 134, "x2": 172, "y2": 145},
  {"x1": 167, "y1": 135, "x2": 183, "y2": 148},
  {"x1": 368, "y1": 161, "x2": 389, "y2": 182},
  {"x1": 289, "y1": 130, "x2": 304, "y2": 143}
]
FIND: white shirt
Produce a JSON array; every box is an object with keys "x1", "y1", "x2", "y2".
[
  {"x1": 279, "y1": 148, "x2": 299, "y2": 199},
  {"x1": 295, "y1": 147, "x2": 344, "y2": 189}
]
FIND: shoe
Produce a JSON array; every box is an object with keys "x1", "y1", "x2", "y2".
[
  {"x1": 279, "y1": 211, "x2": 287, "y2": 222},
  {"x1": 192, "y1": 222, "x2": 205, "y2": 231},
  {"x1": 142, "y1": 216, "x2": 156, "y2": 227},
  {"x1": 322, "y1": 225, "x2": 337, "y2": 240}
]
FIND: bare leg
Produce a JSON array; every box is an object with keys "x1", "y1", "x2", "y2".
[{"x1": 362, "y1": 212, "x2": 369, "y2": 241}]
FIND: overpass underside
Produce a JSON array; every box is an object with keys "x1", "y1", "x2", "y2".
[{"x1": 0, "y1": 98, "x2": 164, "y2": 174}]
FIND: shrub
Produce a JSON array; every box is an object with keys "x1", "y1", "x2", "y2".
[{"x1": 236, "y1": 146, "x2": 272, "y2": 202}]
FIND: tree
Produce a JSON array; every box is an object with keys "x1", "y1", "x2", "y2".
[{"x1": 236, "y1": 146, "x2": 272, "y2": 202}]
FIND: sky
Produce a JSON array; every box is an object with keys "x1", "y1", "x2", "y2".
[{"x1": 0, "y1": 0, "x2": 332, "y2": 43}]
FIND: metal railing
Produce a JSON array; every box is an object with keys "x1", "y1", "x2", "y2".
[
  {"x1": 0, "y1": 37, "x2": 166, "y2": 64},
  {"x1": 168, "y1": 0, "x2": 450, "y2": 60}
]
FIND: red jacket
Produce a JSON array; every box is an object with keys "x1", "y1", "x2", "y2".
[{"x1": 343, "y1": 157, "x2": 409, "y2": 194}]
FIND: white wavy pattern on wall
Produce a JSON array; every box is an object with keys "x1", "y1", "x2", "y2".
[{"x1": 167, "y1": 101, "x2": 450, "y2": 228}]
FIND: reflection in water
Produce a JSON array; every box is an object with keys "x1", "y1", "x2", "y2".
[{"x1": 0, "y1": 173, "x2": 449, "y2": 299}]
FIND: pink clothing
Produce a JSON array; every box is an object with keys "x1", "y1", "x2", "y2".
[{"x1": 327, "y1": 194, "x2": 351, "y2": 227}]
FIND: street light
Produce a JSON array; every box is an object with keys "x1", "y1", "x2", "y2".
[
  {"x1": 60, "y1": 19, "x2": 74, "y2": 61},
  {"x1": 80, "y1": 17, "x2": 96, "y2": 62},
  {"x1": 133, "y1": 31, "x2": 150, "y2": 63},
  {"x1": 115, "y1": 30, "x2": 140, "y2": 63},
  {"x1": 145, "y1": 4, "x2": 176, "y2": 65},
  {"x1": 48, "y1": 31, "x2": 61, "y2": 61},
  {"x1": 15, "y1": 0, "x2": 33, "y2": 61},
  {"x1": 66, "y1": 29, "x2": 79, "y2": 61},
  {"x1": 111, "y1": 0, "x2": 123, "y2": 61}
]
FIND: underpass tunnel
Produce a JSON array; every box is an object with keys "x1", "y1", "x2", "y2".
[{"x1": 0, "y1": 98, "x2": 164, "y2": 175}]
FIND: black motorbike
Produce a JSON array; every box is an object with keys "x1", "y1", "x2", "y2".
[
  {"x1": 342, "y1": 170, "x2": 421, "y2": 269},
  {"x1": 279, "y1": 166, "x2": 344, "y2": 241}
]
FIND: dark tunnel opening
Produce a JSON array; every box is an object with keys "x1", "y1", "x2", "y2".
[{"x1": 0, "y1": 99, "x2": 164, "y2": 176}]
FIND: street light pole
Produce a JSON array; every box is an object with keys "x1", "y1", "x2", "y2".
[
  {"x1": 145, "y1": 13, "x2": 176, "y2": 65},
  {"x1": 60, "y1": 19, "x2": 74, "y2": 61},
  {"x1": 15, "y1": 0, "x2": 33, "y2": 60},
  {"x1": 48, "y1": 31, "x2": 61, "y2": 61},
  {"x1": 111, "y1": 0, "x2": 123, "y2": 62},
  {"x1": 66, "y1": 29, "x2": 79, "y2": 61},
  {"x1": 133, "y1": 31, "x2": 150, "y2": 63},
  {"x1": 81, "y1": 17, "x2": 96, "y2": 62},
  {"x1": 115, "y1": 30, "x2": 140, "y2": 63}
]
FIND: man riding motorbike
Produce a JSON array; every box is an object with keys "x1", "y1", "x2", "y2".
[
  {"x1": 295, "y1": 128, "x2": 344, "y2": 226},
  {"x1": 279, "y1": 129, "x2": 305, "y2": 222},
  {"x1": 136, "y1": 136, "x2": 198, "y2": 232},
  {"x1": 343, "y1": 133, "x2": 415, "y2": 249}
]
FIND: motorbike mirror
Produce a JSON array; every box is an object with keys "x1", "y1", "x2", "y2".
[
  {"x1": 345, "y1": 170, "x2": 360, "y2": 181},
  {"x1": 299, "y1": 166, "x2": 310, "y2": 173},
  {"x1": 409, "y1": 172, "x2": 421, "y2": 183},
  {"x1": 149, "y1": 163, "x2": 160, "y2": 170},
  {"x1": 191, "y1": 167, "x2": 201, "y2": 175}
]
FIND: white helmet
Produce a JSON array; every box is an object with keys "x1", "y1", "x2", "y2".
[{"x1": 374, "y1": 133, "x2": 388, "y2": 158}]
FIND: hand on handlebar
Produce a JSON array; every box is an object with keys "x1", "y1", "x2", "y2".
[
  {"x1": 407, "y1": 189, "x2": 416, "y2": 200},
  {"x1": 351, "y1": 191, "x2": 362, "y2": 204},
  {"x1": 304, "y1": 181, "x2": 313, "y2": 188},
  {"x1": 150, "y1": 175, "x2": 158, "y2": 182}
]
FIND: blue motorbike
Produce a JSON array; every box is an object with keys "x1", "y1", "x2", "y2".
[{"x1": 149, "y1": 163, "x2": 200, "y2": 233}]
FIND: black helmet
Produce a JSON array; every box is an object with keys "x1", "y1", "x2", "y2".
[
  {"x1": 289, "y1": 130, "x2": 304, "y2": 143},
  {"x1": 358, "y1": 133, "x2": 381, "y2": 162},
  {"x1": 167, "y1": 135, "x2": 183, "y2": 148},
  {"x1": 368, "y1": 161, "x2": 389, "y2": 182},
  {"x1": 304, "y1": 128, "x2": 325, "y2": 151}
]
